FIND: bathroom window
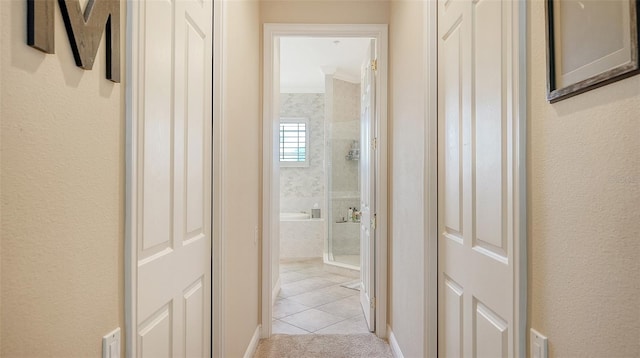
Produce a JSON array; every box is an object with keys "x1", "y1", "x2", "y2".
[{"x1": 280, "y1": 118, "x2": 309, "y2": 167}]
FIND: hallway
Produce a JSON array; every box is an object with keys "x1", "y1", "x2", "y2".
[
  {"x1": 253, "y1": 333, "x2": 392, "y2": 358},
  {"x1": 2, "y1": 0, "x2": 639, "y2": 357}
]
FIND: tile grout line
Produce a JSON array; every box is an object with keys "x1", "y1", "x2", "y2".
[{"x1": 273, "y1": 260, "x2": 365, "y2": 335}]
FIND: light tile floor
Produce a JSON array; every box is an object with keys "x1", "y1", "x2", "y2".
[{"x1": 272, "y1": 259, "x2": 370, "y2": 335}]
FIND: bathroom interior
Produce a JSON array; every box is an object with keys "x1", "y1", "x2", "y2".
[{"x1": 273, "y1": 36, "x2": 374, "y2": 335}]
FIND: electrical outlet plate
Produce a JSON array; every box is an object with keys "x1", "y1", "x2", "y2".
[
  {"x1": 102, "y1": 327, "x2": 121, "y2": 358},
  {"x1": 531, "y1": 329, "x2": 548, "y2": 358}
]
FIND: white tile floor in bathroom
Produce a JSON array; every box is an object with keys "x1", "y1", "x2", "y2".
[{"x1": 273, "y1": 259, "x2": 370, "y2": 335}]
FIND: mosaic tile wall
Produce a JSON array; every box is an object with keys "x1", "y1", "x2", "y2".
[
  {"x1": 279, "y1": 93, "x2": 325, "y2": 214},
  {"x1": 278, "y1": 82, "x2": 361, "y2": 259},
  {"x1": 330, "y1": 79, "x2": 361, "y2": 194},
  {"x1": 329, "y1": 79, "x2": 361, "y2": 257}
]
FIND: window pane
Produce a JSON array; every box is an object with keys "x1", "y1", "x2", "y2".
[{"x1": 279, "y1": 120, "x2": 308, "y2": 163}]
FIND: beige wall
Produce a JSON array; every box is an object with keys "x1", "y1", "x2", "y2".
[
  {"x1": 528, "y1": 1, "x2": 640, "y2": 357},
  {"x1": 0, "y1": 0, "x2": 125, "y2": 357},
  {"x1": 0, "y1": 4, "x2": 3, "y2": 350},
  {"x1": 223, "y1": 1, "x2": 262, "y2": 357},
  {"x1": 0, "y1": 4, "x2": 3, "y2": 352},
  {"x1": 388, "y1": 1, "x2": 426, "y2": 356},
  {"x1": 261, "y1": 0, "x2": 390, "y2": 25},
  {"x1": 4, "y1": 1, "x2": 635, "y2": 358}
]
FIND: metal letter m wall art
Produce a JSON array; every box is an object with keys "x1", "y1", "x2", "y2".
[{"x1": 27, "y1": 0, "x2": 120, "y2": 83}]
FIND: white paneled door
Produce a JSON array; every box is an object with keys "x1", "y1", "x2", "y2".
[
  {"x1": 129, "y1": 0, "x2": 213, "y2": 357},
  {"x1": 437, "y1": 0, "x2": 522, "y2": 356},
  {"x1": 360, "y1": 39, "x2": 376, "y2": 332}
]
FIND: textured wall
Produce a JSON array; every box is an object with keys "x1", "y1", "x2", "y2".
[
  {"x1": 528, "y1": 1, "x2": 640, "y2": 356},
  {"x1": 0, "y1": 4, "x2": 3, "y2": 351},
  {"x1": 279, "y1": 93, "x2": 325, "y2": 260},
  {"x1": 279, "y1": 93, "x2": 325, "y2": 213},
  {"x1": 223, "y1": 1, "x2": 262, "y2": 357},
  {"x1": 388, "y1": 0, "x2": 426, "y2": 357},
  {"x1": 260, "y1": 0, "x2": 390, "y2": 25},
  {"x1": 330, "y1": 79, "x2": 361, "y2": 194},
  {"x1": 0, "y1": 0, "x2": 125, "y2": 356}
]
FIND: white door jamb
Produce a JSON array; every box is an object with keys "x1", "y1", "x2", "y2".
[
  {"x1": 424, "y1": 0, "x2": 438, "y2": 356},
  {"x1": 262, "y1": 23, "x2": 389, "y2": 339},
  {"x1": 212, "y1": 0, "x2": 225, "y2": 356}
]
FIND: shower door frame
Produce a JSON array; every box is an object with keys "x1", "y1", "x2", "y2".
[
  {"x1": 262, "y1": 23, "x2": 388, "y2": 339},
  {"x1": 324, "y1": 73, "x2": 365, "y2": 271}
]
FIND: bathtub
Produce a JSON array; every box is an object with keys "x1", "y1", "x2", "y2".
[
  {"x1": 279, "y1": 212, "x2": 324, "y2": 259},
  {"x1": 280, "y1": 212, "x2": 311, "y2": 220}
]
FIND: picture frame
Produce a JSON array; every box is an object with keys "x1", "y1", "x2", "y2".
[{"x1": 546, "y1": 0, "x2": 640, "y2": 102}]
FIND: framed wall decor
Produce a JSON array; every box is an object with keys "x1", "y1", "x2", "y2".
[{"x1": 546, "y1": 0, "x2": 639, "y2": 102}]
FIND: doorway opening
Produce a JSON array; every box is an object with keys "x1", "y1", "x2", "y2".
[
  {"x1": 262, "y1": 24, "x2": 388, "y2": 339},
  {"x1": 276, "y1": 36, "x2": 371, "y2": 335}
]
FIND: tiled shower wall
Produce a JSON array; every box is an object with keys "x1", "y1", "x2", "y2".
[
  {"x1": 330, "y1": 79, "x2": 360, "y2": 196},
  {"x1": 329, "y1": 79, "x2": 361, "y2": 257},
  {"x1": 279, "y1": 93, "x2": 325, "y2": 214},
  {"x1": 278, "y1": 83, "x2": 360, "y2": 259}
]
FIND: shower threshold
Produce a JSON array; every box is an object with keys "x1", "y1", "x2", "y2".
[{"x1": 324, "y1": 254, "x2": 360, "y2": 273}]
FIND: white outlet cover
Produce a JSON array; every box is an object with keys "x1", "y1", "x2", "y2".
[
  {"x1": 530, "y1": 329, "x2": 548, "y2": 358},
  {"x1": 103, "y1": 327, "x2": 121, "y2": 358}
]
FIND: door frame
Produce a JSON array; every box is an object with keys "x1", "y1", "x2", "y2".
[
  {"x1": 211, "y1": 0, "x2": 224, "y2": 357},
  {"x1": 262, "y1": 23, "x2": 389, "y2": 339},
  {"x1": 124, "y1": 0, "x2": 223, "y2": 356},
  {"x1": 423, "y1": 1, "x2": 438, "y2": 357},
  {"x1": 424, "y1": 1, "x2": 528, "y2": 357}
]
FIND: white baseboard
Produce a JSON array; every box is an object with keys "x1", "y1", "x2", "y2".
[
  {"x1": 272, "y1": 276, "x2": 281, "y2": 303},
  {"x1": 387, "y1": 325, "x2": 405, "y2": 358},
  {"x1": 243, "y1": 325, "x2": 262, "y2": 358}
]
